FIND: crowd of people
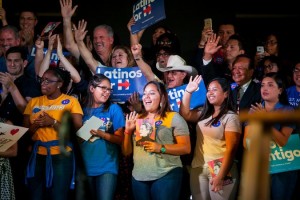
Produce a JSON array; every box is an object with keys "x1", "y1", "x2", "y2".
[{"x1": 0, "y1": 0, "x2": 300, "y2": 200}]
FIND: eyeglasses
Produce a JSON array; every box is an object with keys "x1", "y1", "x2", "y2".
[
  {"x1": 96, "y1": 85, "x2": 113, "y2": 93},
  {"x1": 157, "y1": 41, "x2": 172, "y2": 46},
  {"x1": 264, "y1": 40, "x2": 278, "y2": 46},
  {"x1": 293, "y1": 68, "x2": 300, "y2": 74},
  {"x1": 156, "y1": 52, "x2": 170, "y2": 57},
  {"x1": 38, "y1": 77, "x2": 61, "y2": 85}
]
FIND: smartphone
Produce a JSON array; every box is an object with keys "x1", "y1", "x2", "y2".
[
  {"x1": 204, "y1": 18, "x2": 212, "y2": 29},
  {"x1": 257, "y1": 46, "x2": 264, "y2": 54}
]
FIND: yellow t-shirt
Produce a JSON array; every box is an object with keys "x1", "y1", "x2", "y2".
[{"x1": 24, "y1": 94, "x2": 83, "y2": 155}]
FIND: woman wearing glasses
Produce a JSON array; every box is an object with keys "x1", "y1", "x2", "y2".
[
  {"x1": 23, "y1": 67, "x2": 83, "y2": 200},
  {"x1": 80, "y1": 74, "x2": 125, "y2": 200},
  {"x1": 254, "y1": 55, "x2": 292, "y2": 87}
]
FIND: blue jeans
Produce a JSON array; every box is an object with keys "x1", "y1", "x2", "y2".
[
  {"x1": 271, "y1": 170, "x2": 298, "y2": 200},
  {"x1": 132, "y1": 167, "x2": 183, "y2": 200},
  {"x1": 87, "y1": 173, "x2": 117, "y2": 200},
  {"x1": 27, "y1": 154, "x2": 73, "y2": 200}
]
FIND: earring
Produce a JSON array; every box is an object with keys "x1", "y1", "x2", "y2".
[{"x1": 57, "y1": 87, "x2": 60, "y2": 89}]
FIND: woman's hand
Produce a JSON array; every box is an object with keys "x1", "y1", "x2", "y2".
[
  {"x1": 210, "y1": 175, "x2": 224, "y2": 193},
  {"x1": 131, "y1": 44, "x2": 143, "y2": 59},
  {"x1": 143, "y1": 141, "x2": 161, "y2": 153},
  {"x1": 34, "y1": 112, "x2": 56, "y2": 127},
  {"x1": 250, "y1": 102, "x2": 266, "y2": 113},
  {"x1": 125, "y1": 111, "x2": 138, "y2": 133}
]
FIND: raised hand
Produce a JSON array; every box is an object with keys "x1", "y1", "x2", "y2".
[
  {"x1": 125, "y1": 111, "x2": 138, "y2": 133},
  {"x1": 60, "y1": 0, "x2": 78, "y2": 19},
  {"x1": 131, "y1": 44, "x2": 143, "y2": 59},
  {"x1": 204, "y1": 33, "x2": 222, "y2": 57},
  {"x1": 186, "y1": 75, "x2": 202, "y2": 93},
  {"x1": 73, "y1": 20, "x2": 88, "y2": 42}
]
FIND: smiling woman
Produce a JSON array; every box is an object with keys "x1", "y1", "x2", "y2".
[
  {"x1": 79, "y1": 73, "x2": 125, "y2": 200},
  {"x1": 123, "y1": 80, "x2": 191, "y2": 200},
  {"x1": 180, "y1": 75, "x2": 241, "y2": 200},
  {"x1": 23, "y1": 67, "x2": 83, "y2": 200}
]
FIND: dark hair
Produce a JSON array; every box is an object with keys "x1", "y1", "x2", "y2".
[
  {"x1": 199, "y1": 78, "x2": 236, "y2": 126},
  {"x1": 155, "y1": 45, "x2": 177, "y2": 56},
  {"x1": 5, "y1": 46, "x2": 28, "y2": 60},
  {"x1": 227, "y1": 34, "x2": 248, "y2": 53},
  {"x1": 155, "y1": 32, "x2": 181, "y2": 55},
  {"x1": 263, "y1": 72, "x2": 289, "y2": 105},
  {"x1": 233, "y1": 54, "x2": 254, "y2": 70},
  {"x1": 262, "y1": 55, "x2": 283, "y2": 72},
  {"x1": 46, "y1": 67, "x2": 71, "y2": 94},
  {"x1": 83, "y1": 74, "x2": 111, "y2": 112},
  {"x1": 139, "y1": 81, "x2": 170, "y2": 119},
  {"x1": 19, "y1": 8, "x2": 38, "y2": 20},
  {"x1": 217, "y1": 18, "x2": 237, "y2": 30}
]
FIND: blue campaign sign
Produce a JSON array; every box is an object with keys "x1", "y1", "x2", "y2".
[
  {"x1": 168, "y1": 80, "x2": 207, "y2": 112},
  {"x1": 29, "y1": 46, "x2": 71, "y2": 67},
  {"x1": 131, "y1": 0, "x2": 166, "y2": 34},
  {"x1": 269, "y1": 134, "x2": 300, "y2": 174},
  {"x1": 96, "y1": 66, "x2": 148, "y2": 103}
]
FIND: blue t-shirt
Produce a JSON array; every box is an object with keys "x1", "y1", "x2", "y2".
[
  {"x1": 80, "y1": 103, "x2": 125, "y2": 176},
  {"x1": 262, "y1": 101, "x2": 296, "y2": 131},
  {"x1": 286, "y1": 85, "x2": 300, "y2": 109},
  {"x1": 0, "y1": 56, "x2": 7, "y2": 73}
]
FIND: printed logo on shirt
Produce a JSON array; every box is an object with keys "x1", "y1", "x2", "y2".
[
  {"x1": 212, "y1": 120, "x2": 221, "y2": 127},
  {"x1": 155, "y1": 120, "x2": 162, "y2": 127},
  {"x1": 62, "y1": 99, "x2": 70, "y2": 105},
  {"x1": 33, "y1": 107, "x2": 41, "y2": 113}
]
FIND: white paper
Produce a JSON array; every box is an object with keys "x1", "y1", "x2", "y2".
[
  {"x1": 76, "y1": 116, "x2": 104, "y2": 141},
  {"x1": 0, "y1": 122, "x2": 28, "y2": 152}
]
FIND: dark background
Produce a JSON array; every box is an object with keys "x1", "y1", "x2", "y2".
[{"x1": 3, "y1": 0, "x2": 300, "y2": 63}]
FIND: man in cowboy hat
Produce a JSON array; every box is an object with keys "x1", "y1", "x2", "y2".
[{"x1": 156, "y1": 55, "x2": 198, "y2": 89}]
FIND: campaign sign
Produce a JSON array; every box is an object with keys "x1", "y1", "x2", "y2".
[
  {"x1": 168, "y1": 80, "x2": 206, "y2": 112},
  {"x1": 30, "y1": 46, "x2": 71, "y2": 67},
  {"x1": 0, "y1": 122, "x2": 28, "y2": 152},
  {"x1": 269, "y1": 134, "x2": 300, "y2": 174},
  {"x1": 131, "y1": 0, "x2": 166, "y2": 34},
  {"x1": 96, "y1": 66, "x2": 148, "y2": 102}
]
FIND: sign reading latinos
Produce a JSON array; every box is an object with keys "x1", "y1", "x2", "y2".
[
  {"x1": 269, "y1": 134, "x2": 300, "y2": 174},
  {"x1": 96, "y1": 66, "x2": 147, "y2": 103},
  {"x1": 131, "y1": 0, "x2": 166, "y2": 34},
  {"x1": 167, "y1": 81, "x2": 207, "y2": 112},
  {"x1": 30, "y1": 47, "x2": 71, "y2": 67}
]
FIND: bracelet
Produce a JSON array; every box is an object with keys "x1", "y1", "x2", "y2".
[
  {"x1": 52, "y1": 119, "x2": 57, "y2": 127},
  {"x1": 185, "y1": 89, "x2": 192, "y2": 94}
]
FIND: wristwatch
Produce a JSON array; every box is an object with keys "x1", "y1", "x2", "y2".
[{"x1": 160, "y1": 144, "x2": 166, "y2": 154}]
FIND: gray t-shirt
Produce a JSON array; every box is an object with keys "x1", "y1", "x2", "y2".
[{"x1": 132, "y1": 112, "x2": 189, "y2": 181}]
